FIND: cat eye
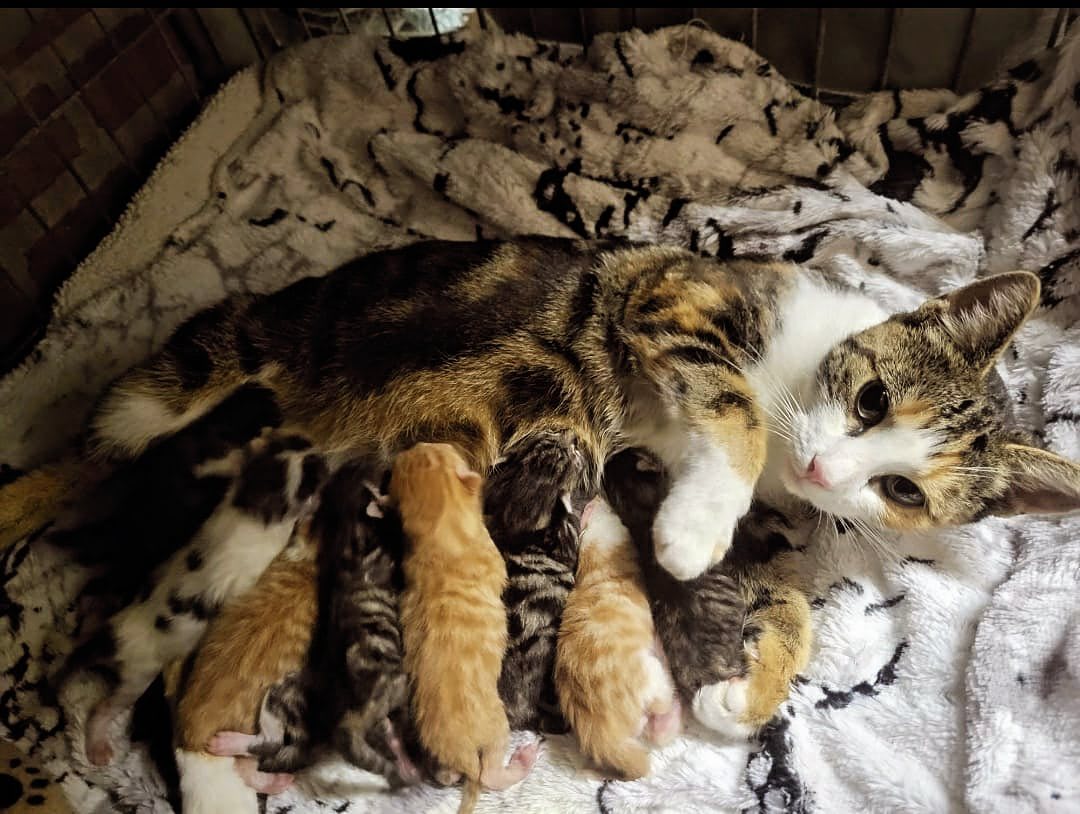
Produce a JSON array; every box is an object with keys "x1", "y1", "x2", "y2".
[
  {"x1": 882, "y1": 475, "x2": 925, "y2": 507},
  {"x1": 856, "y1": 380, "x2": 889, "y2": 427}
]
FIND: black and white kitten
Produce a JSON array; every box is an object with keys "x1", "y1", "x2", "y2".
[{"x1": 68, "y1": 428, "x2": 327, "y2": 767}]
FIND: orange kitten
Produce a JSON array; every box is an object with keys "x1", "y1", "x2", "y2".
[
  {"x1": 389, "y1": 443, "x2": 537, "y2": 813},
  {"x1": 555, "y1": 498, "x2": 680, "y2": 780},
  {"x1": 173, "y1": 526, "x2": 318, "y2": 813}
]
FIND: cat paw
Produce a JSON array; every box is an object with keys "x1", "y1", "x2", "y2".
[
  {"x1": 485, "y1": 430, "x2": 591, "y2": 536},
  {"x1": 207, "y1": 731, "x2": 259, "y2": 757},
  {"x1": 691, "y1": 678, "x2": 755, "y2": 740},
  {"x1": 234, "y1": 756, "x2": 295, "y2": 795},
  {"x1": 652, "y1": 480, "x2": 749, "y2": 580},
  {"x1": 85, "y1": 703, "x2": 117, "y2": 766},
  {"x1": 86, "y1": 736, "x2": 114, "y2": 767}
]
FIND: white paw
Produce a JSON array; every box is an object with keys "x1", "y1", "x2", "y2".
[
  {"x1": 691, "y1": 678, "x2": 755, "y2": 740},
  {"x1": 652, "y1": 489, "x2": 741, "y2": 580}
]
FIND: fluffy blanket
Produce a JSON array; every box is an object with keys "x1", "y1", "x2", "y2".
[{"x1": 1, "y1": 22, "x2": 1079, "y2": 814}]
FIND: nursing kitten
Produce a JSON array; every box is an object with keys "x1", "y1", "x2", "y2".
[
  {"x1": 172, "y1": 524, "x2": 319, "y2": 813},
  {"x1": 602, "y1": 448, "x2": 747, "y2": 725},
  {"x1": 494, "y1": 490, "x2": 585, "y2": 733},
  {"x1": 70, "y1": 430, "x2": 327, "y2": 766},
  {"x1": 210, "y1": 461, "x2": 419, "y2": 788},
  {"x1": 391, "y1": 442, "x2": 538, "y2": 813},
  {"x1": 489, "y1": 431, "x2": 590, "y2": 733},
  {"x1": 19, "y1": 239, "x2": 1080, "y2": 736},
  {"x1": 556, "y1": 497, "x2": 680, "y2": 779},
  {"x1": 45, "y1": 382, "x2": 283, "y2": 609}
]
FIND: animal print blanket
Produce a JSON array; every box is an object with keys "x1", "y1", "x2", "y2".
[{"x1": 1, "y1": 21, "x2": 1079, "y2": 814}]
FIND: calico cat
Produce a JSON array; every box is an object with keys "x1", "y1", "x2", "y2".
[
  {"x1": 69, "y1": 430, "x2": 327, "y2": 766},
  {"x1": 173, "y1": 524, "x2": 320, "y2": 813},
  {"x1": 555, "y1": 497, "x2": 680, "y2": 779},
  {"x1": 391, "y1": 443, "x2": 538, "y2": 813},
  {"x1": 602, "y1": 448, "x2": 747, "y2": 727},
  {"x1": 209, "y1": 461, "x2": 419, "y2": 788},
  {"x1": 490, "y1": 431, "x2": 590, "y2": 733},
  {"x1": 15, "y1": 238, "x2": 1080, "y2": 736}
]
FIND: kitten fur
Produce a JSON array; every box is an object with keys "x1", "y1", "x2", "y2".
[
  {"x1": 489, "y1": 431, "x2": 591, "y2": 733},
  {"x1": 13, "y1": 238, "x2": 1080, "y2": 737},
  {"x1": 494, "y1": 490, "x2": 585, "y2": 733},
  {"x1": 555, "y1": 497, "x2": 680, "y2": 780},
  {"x1": 214, "y1": 461, "x2": 419, "y2": 788},
  {"x1": 44, "y1": 383, "x2": 283, "y2": 609},
  {"x1": 70, "y1": 429, "x2": 327, "y2": 767},
  {"x1": 391, "y1": 442, "x2": 538, "y2": 813},
  {"x1": 602, "y1": 449, "x2": 747, "y2": 704},
  {"x1": 174, "y1": 523, "x2": 320, "y2": 811}
]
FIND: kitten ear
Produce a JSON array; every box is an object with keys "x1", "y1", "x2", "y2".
[
  {"x1": 989, "y1": 444, "x2": 1080, "y2": 516},
  {"x1": 456, "y1": 465, "x2": 483, "y2": 494},
  {"x1": 930, "y1": 272, "x2": 1040, "y2": 373}
]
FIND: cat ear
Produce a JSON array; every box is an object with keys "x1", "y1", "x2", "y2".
[
  {"x1": 456, "y1": 465, "x2": 483, "y2": 494},
  {"x1": 989, "y1": 444, "x2": 1080, "y2": 516},
  {"x1": 930, "y1": 272, "x2": 1040, "y2": 373}
]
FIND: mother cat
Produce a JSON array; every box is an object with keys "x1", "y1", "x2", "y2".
[{"x1": 7, "y1": 237, "x2": 1080, "y2": 733}]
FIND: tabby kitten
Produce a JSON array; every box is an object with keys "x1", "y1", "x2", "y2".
[
  {"x1": 212, "y1": 462, "x2": 419, "y2": 788},
  {"x1": 602, "y1": 448, "x2": 747, "y2": 724},
  {"x1": 70, "y1": 430, "x2": 327, "y2": 766},
  {"x1": 18, "y1": 238, "x2": 1080, "y2": 736},
  {"x1": 489, "y1": 431, "x2": 590, "y2": 733}
]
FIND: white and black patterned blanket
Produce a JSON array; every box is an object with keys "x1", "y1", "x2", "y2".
[{"x1": 1, "y1": 22, "x2": 1078, "y2": 814}]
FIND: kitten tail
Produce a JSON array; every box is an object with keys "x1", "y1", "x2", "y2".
[
  {"x1": 458, "y1": 778, "x2": 481, "y2": 814},
  {"x1": 176, "y1": 749, "x2": 258, "y2": 814}
]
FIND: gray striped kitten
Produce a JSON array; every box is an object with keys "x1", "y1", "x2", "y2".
[
  {"x1": 490, "y1": 434, "x2": 590, "y2": 732},
  {"x1": 603, "y1": 449, "x2": 747, "y2": 704},
  {"x1": 222, "y1": 463, "x2": 420, "y2": 787}
]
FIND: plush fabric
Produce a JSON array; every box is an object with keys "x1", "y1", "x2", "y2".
[{"x1": 1, "y1": 23, "x2": 1078, "y2": 814}]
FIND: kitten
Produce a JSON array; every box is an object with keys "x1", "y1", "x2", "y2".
[
  {"x1": 602, "y1": 448, "x2": 747, "y2": 721},
  {"x1": 69, "y1": 429, "x2": 328, "y2": 767},
  {"x1": 555, "y1": 497, "x2": 680, "y2": 780},
  {"x1": 390, "y1": 442, "x2": 538, "y2": 813},
  {"x1": 210, "y1": 462, "x2": 420, "y2": 788},
  {"x1": 45, "y1": 382, "x2": 283, "y2": 609},
  {"x1": 492, "y1": 481, "x2": 588, "y2": 733},
  {"x1": 172, "y1": 522, "x2": 320, "y2": 813}
]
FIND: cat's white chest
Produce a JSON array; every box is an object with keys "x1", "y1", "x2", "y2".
[{"x1": 745, "y1": 275, "x2": 888, "y2": 503}]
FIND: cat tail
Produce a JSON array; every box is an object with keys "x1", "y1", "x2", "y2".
[
  {"x1": 89, "y1": 298, "x2": 259, "y2": 459},
  {"x1": 457, "y1": 778, "x2": 481, "y2": 814},
  {"x1": 176, "y1": 750, "x2": 259, "y2": 814},
  {"x1": 591, "y1": 732, "x2": 652, "y2": 781},
  {"x1": 0, "y1": 453, "x2": 96, "y2": 549}
]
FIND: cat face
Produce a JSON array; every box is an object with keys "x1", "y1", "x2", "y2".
[{"x1": 779, "y1": 272, "x2": 1080, "y2": 529}]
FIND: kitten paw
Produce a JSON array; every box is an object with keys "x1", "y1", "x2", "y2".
[
  {"x1": 86, "y1": 737, "x2": 114, "y2": 767},
  {"x1": 234, "y1": 756, "x2": 295, "y2": 795},
  {"x1": 646, "y1": 696, "x2": 683, "y2": 746},
  {"x1": 207, "y1": 731, "x2": 259, "y2": 757},
  {"x1": 691, "y1": 678, "x2": 755, "y2": 740}
]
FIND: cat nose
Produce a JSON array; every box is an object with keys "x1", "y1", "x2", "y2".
[{"x1": 805, "y1": 456, "x2": 831, "y2": 488}]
